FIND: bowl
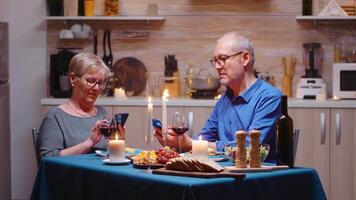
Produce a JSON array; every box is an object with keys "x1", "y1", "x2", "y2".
[
  {"x1": 224, "y1": 144, "x2": 270, "y2": 163},
  {"x1": 185, "y1": 66, "x2": 220, "y2": 91},
  {"x1": 73, "y1": 31, "x2": 90, "y2": 39}
]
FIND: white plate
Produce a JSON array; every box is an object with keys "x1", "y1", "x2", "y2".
[
  {"x1": 95, "y1": 150, "x2": 108, "y2": 157},
  {"x1": 102, "y1": 158, "x2": 131, "y2": 165},
  {"x1": 209, "y1": 155, "x2": 227, "y2": 162},
  {"x1": 96, "y1": 150, "x2": 137, "y2": 157}
]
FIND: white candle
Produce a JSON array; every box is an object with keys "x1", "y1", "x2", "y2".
[
  {"x1": 108, "y1": 135, "x2": 125, "y2": 162},
  {"x1": 147, "y1": 96, "x2": 153, "y2": 148},
  {"x1": 162, "y1": 89, "x2": 169, "y2": 138},
  {"x1": 114, "y1": 88, "x2": 127, "y2": 99},
  {"x1": 192, "y1": 136, "x2": 208, "y2": 157}
]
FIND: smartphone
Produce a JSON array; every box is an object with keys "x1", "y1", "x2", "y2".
[
  {"x1": 152, "y1": 118, "x2": 162, "y2": 129},
  {"x1": 114, "y1": 113, "x2": 129, "y2": 126}
]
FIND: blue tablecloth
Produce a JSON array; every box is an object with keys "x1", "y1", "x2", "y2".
[{"x1": 31, "y1": 154, "x2": 326, "y2": 200}]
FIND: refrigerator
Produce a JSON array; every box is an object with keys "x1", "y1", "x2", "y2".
[{"x1": 0, "y1": 21, "x2": 11, "y2": 200}]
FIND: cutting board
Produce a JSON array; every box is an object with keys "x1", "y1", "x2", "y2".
[
  {"x1": 224, "y1": 165, "x2": 289, "y2": 173},
  {"x1": 152, "y1": 168, "x2": 245, "y2": 179}
]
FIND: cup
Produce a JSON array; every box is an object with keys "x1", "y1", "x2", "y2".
[
  {"x1": 108, "y1": 139, "x2": 125, "y2": 162},
  {"x1": 59, "y1": 75, "x2": 70, "y2": 91},
  {"x1": 59, "y1": 29, "x2": 74, "y2": 39}
]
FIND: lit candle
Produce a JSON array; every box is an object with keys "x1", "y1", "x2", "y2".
[
  {"x1": 108, "y1": 134, "x2": 125, "y2": 162},
  {"x1": 162, "y1": 89, "x2": 169, "y2": 142},
  {"x1": 192, "y1": 136, "x2": 208, "y2": 157},
  {"x1": 147, "y1": 96, "x2": 153, "y2": 148},
  {"x1": 114, "y1": 88, "x2": 127, "y2": 99}
]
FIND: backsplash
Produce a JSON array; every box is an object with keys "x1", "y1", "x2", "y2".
[{"x1": 46, "y1": 0, "x2": 356, "y2": 98}]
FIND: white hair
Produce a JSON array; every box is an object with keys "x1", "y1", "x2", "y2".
[{"x1": 218, "y1": 32, "x2": 255, "y2": 65}]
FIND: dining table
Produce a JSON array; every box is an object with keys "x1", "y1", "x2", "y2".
[{"x1": 31, "y1": 153, "x2": 326, "y2": 200}]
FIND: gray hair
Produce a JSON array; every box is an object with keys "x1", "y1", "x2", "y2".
[
  {"x1": 68, "y1": 52, "x2": 111, "y2": 79},
  {"x1": 218, "y1": 32, "x2": 255, "y2": 65}
]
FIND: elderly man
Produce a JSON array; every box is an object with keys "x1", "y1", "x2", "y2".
[{"x1": 155, "y1": 32, "x2": 281, "y2": 162}]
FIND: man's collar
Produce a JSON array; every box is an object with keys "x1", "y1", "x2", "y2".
[{"x1": 225, "y1": 78, "x2": 262, "y2": 104}]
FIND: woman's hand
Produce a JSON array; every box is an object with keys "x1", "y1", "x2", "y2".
[
  {"x1": 86, "y1": 120, "x2": 104, "y2": 147},
  {"x1": 117, "y1": 124, "x2": 125, "y2": 140}
]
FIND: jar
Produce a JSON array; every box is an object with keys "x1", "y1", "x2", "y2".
[{"x1": 105, "y1": 0, "x2": 119, "y2": 16}]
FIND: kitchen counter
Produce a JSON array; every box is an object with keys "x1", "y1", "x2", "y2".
[{"x1": 41, "y1": 97, "x2": 356, "y2": 108}]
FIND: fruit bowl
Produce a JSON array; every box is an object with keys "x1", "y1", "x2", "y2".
[{"x1": 224, "y1": 144, "x2": 270, "y2": 163}]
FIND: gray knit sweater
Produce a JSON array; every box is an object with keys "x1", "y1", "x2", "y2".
[{"x1": 38, "y1": 106, "x2": 107, "y2": 159}]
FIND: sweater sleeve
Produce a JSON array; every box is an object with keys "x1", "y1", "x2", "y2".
[{"x1": 38, "y1": 109, "x2": 63, "y2": 159}]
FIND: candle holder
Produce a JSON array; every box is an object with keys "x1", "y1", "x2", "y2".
[{"x1": 144, "y1": 96, "x2": 154, "y2": 173}]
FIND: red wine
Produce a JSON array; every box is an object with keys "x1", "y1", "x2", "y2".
[
  {"x1": 276, "y1": 95, "x2": 294, "y2": 168},
  {"x1": 172, "y1": 127, "x2": 188, "y2": 135},
  {"x1": 99, "y1": 127, "x2": 116, "y2": 137}
]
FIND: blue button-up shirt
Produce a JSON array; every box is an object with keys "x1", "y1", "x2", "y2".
[{"x1": 198, "y1": 78, "x2": 282, "y2": 162}]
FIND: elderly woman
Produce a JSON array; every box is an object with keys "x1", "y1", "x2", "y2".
[{"x1": 39, "y1": 52, "x2": 120, "y2": 159}]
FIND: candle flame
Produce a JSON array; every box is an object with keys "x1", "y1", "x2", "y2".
[
  {"x1": 148, "y1": 96, "x2": 152, "y2": 103},
  {"x1": 163, "y1": 89, "x2": 169, "y2": 98},
  {"x1": 199, "y1": 135, "x2": 202, "y2": 140},
  {"x1": 118, "y1": 88, "x2": 124, "y2": 92},
  {"x1": 115, "y1": 134, "x2": 118, "y2": 140}
]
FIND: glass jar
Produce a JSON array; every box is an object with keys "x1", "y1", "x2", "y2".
[{"x1": 105, "y1": 0, "x2": 119, "y2": 16}]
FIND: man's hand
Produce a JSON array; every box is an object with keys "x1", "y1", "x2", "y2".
[{"x1": 154, "y1": 128, "x2": 192, "y2": 152}]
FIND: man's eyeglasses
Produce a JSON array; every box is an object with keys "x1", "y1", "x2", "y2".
[
  {"x1": 77, "y1": 76, "x2": 107, "y2": 89},
  {"x1": 209, "y1": 51, "x2": 244, "y2": 67}
]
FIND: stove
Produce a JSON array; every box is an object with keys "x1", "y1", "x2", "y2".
[{"x1": 189, "y1": 90, "x2": 217, "y2": 99}]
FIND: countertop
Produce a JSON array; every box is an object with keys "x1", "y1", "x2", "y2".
[{"x1": 41, "y1": 97, "x2": 356, "y2": 108}]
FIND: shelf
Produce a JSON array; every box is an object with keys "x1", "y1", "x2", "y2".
[
  {"x1": 296, "y1": 16, "x2": 356, "y2": 21},
  {"x1": 45, "y1": 16, "x2": 165, "y2": 21}
]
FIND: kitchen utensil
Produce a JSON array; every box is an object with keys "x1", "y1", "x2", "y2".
[
  {"x1": 93, "y1": 30, "x2": 97, "y2": 54},
  {"x1": 185, "y1": 67, "x2": 220, "y2": 91},
  {"x1": 282, "y1": 56, "x2": 296, "y2": 97},
  {"x1": 50, "y1": 48, "x2": 81, "y2": 98},
  {"x1": 302, "y1": 42, "x2": 322, "y2": 78},
  {"x1": 102, "y1": 30, "x2": 113, "y2": 69},
  {"x1": 112, "y1": 57, "x2": 147, "y2": 96}
]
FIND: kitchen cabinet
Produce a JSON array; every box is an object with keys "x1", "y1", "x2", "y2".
[
  {"x1": 290, "y1": 108, "x2": 356, "y2": 200},
  {"x1": 329, "y1": 109, "x2": 356, "y2": 200},
  {"x1": 289, "y1": 108, "x2": 330, "y2": 198}
]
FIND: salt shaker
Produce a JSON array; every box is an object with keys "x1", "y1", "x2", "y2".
[{"x1": 235, "y1": 130, "x2": 247, "y2": 168}]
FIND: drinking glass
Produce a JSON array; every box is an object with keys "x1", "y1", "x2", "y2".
[
  {"x1": 171, "y1": 111, "x2": 189, "y2": 153},
  {"x1": 99, "y1": 118, "x2": 117, "y2": 139}
]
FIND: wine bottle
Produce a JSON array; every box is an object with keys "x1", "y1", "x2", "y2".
[{"x1": 276, "y1": 95, "x2": 294, "y2": 168}]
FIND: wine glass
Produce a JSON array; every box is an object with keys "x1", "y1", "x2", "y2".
[
  {"x1": 171, "y1": 111, "x2": 189, "y2": 153},
  {"x1": 99, "y1": 118, "x2": 117, "y2": 139}
]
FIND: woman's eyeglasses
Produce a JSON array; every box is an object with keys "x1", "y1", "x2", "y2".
[
  {"x1": 209, "y1": 51, "x2": 244, "y2": 67},
  {"x1": 77, "y1": 76, "x2": 107, "y2": 89}
]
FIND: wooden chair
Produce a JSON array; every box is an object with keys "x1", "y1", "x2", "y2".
[
  {"x1": 293, "y1": 128, "x2": 300, "y2": 164},
  {"x1": 32, "y1": 128, "x2": 40, "y2": 165}
]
